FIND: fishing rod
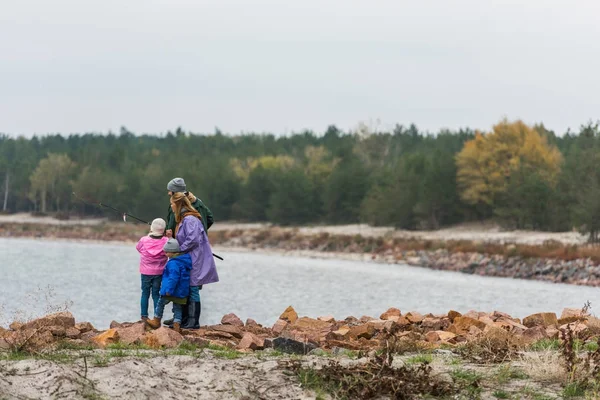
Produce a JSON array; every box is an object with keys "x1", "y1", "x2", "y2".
[
  {"x1": 72, "y1": 192, "x2": 224, "y2": 261},
  {"x1": 73, "y1": 193, "x2": 149, "y2": 224}
]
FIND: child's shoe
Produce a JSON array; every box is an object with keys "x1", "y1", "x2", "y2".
[
  {"x1": 173, "y1": 322, "x2": 181, "y2": 333},
  {"x1": 146, "y1": 317, "x2": 161, "y2": 329}
]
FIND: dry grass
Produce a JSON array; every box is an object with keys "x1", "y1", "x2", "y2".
[{"x1": 520, "y1": 351, "x2": 567, "y2": 383}]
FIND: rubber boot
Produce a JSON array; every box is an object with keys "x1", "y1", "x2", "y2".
[
  {"x1": 146, "y1": 317, "x2": 161, "y2": 329},
  {"x1": 182, "y1": 302, "x2": 201, "y2": 329},
  {"x1": 181, "y1": 303, "x2": 189, "y2": 327}
]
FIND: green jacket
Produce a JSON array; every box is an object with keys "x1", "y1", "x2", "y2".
[{"x1": 166, "y1": 197, "x2": 214, "y2": 233}]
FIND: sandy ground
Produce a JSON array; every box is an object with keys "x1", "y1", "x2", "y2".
[
  {"x1": 0, "y1": 213, "x2": 106, "y2": 226},
  {"x1": 212, "y1": 222, "x2": 588, "y2": 246},
  {"x1": 0, "y1": 352, "x2": 315, "y2": 400},
  {"x1": 0, "y1": 350, "x2": 566, "y2": 400},
  {"x1": 0, "y1": 213, "x2": 589, "y2": 245}
]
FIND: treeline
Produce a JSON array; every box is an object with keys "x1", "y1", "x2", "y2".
[{"x1": 1, "y1": 120, "x2": 600, "y2": 236}]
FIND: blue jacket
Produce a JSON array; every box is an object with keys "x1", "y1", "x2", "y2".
[{"x1": 160, "y1": 253, "x2": 192, "y2": 299}]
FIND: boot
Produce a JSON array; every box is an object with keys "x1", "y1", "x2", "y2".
[
  {"x1": 181, "y1": 303, "x2": 189, "y2": 327},
  {"x1": 173, "y1": 322, "x2": 181, "y2": 333},
  {"x1": 163, "y1": 306, "x2": 189, "y2": 328},
  {"x1": 182, "y1": 302, "x2": 201, "y2": 329},
  {"x1": 146, "y1": 317, "x2": 161, "y2": 329}
]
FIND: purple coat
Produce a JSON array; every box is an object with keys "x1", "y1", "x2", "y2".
[{"x1": 176, "y1": 215, "x2": 219, "y2": 286}]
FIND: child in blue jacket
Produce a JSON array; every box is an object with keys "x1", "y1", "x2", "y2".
[{"x1": 146, "y1": 238, "x2": 192, "y2": 333}]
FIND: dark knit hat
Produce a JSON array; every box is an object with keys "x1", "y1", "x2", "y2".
[
  {"x1": 167, "y1": 177, "x2": 186, "y2": 193},
  {"x1": 163, "y1": 238, "x2": 181, "y2": 253}
]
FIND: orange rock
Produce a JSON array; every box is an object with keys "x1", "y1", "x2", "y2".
[
  {"x1": 292, "y1": 317, "x2": 332, "y2": 330},
  {"x1": 317, "y1": 315, "x2": 335, "y2": 323},
  {"x1": 463, "y1": 310, "x2": 486, "y2": 320},
  {"x1": 545, "y1": 327, "x2": 559, "y2": 339},
  {"x1": 468, "y1": 325, "x2": 483, "y2": 337},
  {"x1": 245, "y1": 319, "x2": 259, "y2": 328},
  {"x1": 405, "y1": 312, "x2": 424, "y2": 323},
  {"x1": 366, "y1": 319, "x2": 387, "y2": 329},
  {"x1": 348, "y1": 324, "x2": 376, "y2": 340},
  {"x1": 279, "y1": 306, "x2": 298, "y2": 323},
  {"x1": 9, "y1": 321, "x2": 24, "y2": 331},
  {"x1": 115, "y1": 322, "x2": 146, "y2": 345},
  {"x1": 437, "y1": 331, "x2": 457, "y2": 341},
  {"x1": 380, "y1": 308, "x2": 401, "y2": 320},
  {"x1": 421, "y1": 317, "x2": 446, "y2": 331},
  {"x1": 523, "y1": 313, "x2": 558, "y2": 328},
  {"x1": 65, "y1": 327, "x2": 81, "y2": 339},
  {"x1": 522, "y1": 326, "x2": 547, "y2": 344},
  {"x1": 326, "y1": 339, "x2": 362, "y2": 350},
  {"x1": 478, "y1": 316, "x2": 495, "y2": 326},
  {"x1": 49, "y1": 326, "x2": 66, "y2": 337},
  {"x1": 328, "y1": 326, "x2": 351, "y2": 340},
  {"x1": 75, "y1": 322, "x2": 95, "y2": 333},
  {"x1": 492, "y1": 311, "x2": 516, "y2": 321},
  {"x1": 447, "y1": 310, "x2": 462, "y2": 322},
  {"x1": 221, "y1": 313, "x2": 244, "y2": 327},
  {"x1": 397, "y1": 331, "x2": 422, "y2": 341},
  {"x1": 92, "y1": 329, "x2": 119, "y2": 348},
  {"x1": 584, "y1": 316, "x2": 600, "y2": 329},
  {"x1": 145, "y1": 327, "x2": 183, "y2": 348},
  {"x1": 483, "y1": 326, "x2": 511, "y2": 341},
  {"x1": 23, "y1": 312, "x2": 75, "y2": 331},
  {"x1": 237, "y1": 332, "x2": 264, "y2": 351},
  {"x1": 288, "y1": 317, "x2": 333, "y2": 343},
  {"x1": 10, "y1": 329, "x2": 55, "y2": 352},
  {"x1": 561, "y1": 308, "x2": 588, "y2": 320},
  {"x1": 559, "y1": 322, "x2": 588, "y2": 336},
  {"x1": 558, "y1": 316, "x2": 582, "y2": 325},
  {"x1": 425, "y1": 331, "x2": 440, "y2": 342},
  {"x1": 272, "y1": 319, "x2": 288, "y2": 335},
  {"x1": 495, "y1": 318, "x2": 528, "y2": 334},
  {"x1": 448, "y1": 316, "x2": 487, "y2": 334},
  {"x1": 209, "y1": 324, "x2": 243, "y2": 339}
]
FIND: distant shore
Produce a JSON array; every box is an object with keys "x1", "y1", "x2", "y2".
[{"x1": 1, "y1": 214, "x2": 598, "y2": 287}]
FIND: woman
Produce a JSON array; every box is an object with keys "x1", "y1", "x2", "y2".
[{"x1": 169, "y1": 192, "x2": 219, "y2": 329}]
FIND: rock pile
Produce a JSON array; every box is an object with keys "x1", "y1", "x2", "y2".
[
  {"x1": 1, "y1": 307, "x2": 596, "y2": 354},
  {"x1": 397, "y1": 249, "x2": 600, "y2": 287}
]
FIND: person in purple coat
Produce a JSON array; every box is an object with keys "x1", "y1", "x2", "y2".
[{"x1": 169, "y1": 192, "x2": 219, "y2": 329}]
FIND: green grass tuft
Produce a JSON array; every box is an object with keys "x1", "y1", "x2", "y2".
[
  {"x1": 405, "y1": 354, "x2": 433, "y2": 364},
  {"x1": 529, "y1": 338, "x2": 560, "y2": 351}
]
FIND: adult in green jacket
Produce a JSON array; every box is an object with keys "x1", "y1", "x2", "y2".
[{"x1": 165, "y1": 177, "x2": 214, "y2": 237}]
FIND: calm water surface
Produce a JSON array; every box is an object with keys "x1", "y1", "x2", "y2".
[{"x1": 1, "y1": 238, "x2": 598, "y2": 329}]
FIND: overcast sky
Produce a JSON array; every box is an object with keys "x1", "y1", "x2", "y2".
[{"x1": 2, "y1": 0, "x2": 600, "y2": 136}]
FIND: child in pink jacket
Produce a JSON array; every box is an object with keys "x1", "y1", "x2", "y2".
[{"x1": 136, "y1": 218, "x2": 169, "y2": 321}]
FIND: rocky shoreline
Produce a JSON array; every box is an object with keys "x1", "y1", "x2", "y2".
[
  {"x1": 1, "y1": 307, "x2": 599, "y2": 399},
  {"x1": 2, "y1": 221, "x2": 600, "y2": 287},
  {"x1": 1, "y1": 306, "x2": 596, "y2": 357}
]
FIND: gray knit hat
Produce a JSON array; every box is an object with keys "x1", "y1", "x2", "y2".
[
  {"x1": 163, "y1": 238, "x2": 181, "y2": 253},
  {"x1": 167, "y1": 177, "x2": 186, "y2": 193}
]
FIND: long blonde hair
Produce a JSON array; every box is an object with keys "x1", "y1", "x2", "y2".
[{"x1": 170, "y1": 192, "x2": 201, "y2": 224}]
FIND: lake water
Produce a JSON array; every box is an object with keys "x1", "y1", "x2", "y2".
[{"x1": 1, "y1": 238, "x2": 599, "y2": 329}]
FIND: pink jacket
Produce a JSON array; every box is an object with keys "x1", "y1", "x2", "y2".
[{"x1": 136, "y1": 236, "x2": 169, "y2": 275}]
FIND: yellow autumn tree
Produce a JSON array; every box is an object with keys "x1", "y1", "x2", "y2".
[
  {"x1": 456, "y1": 119, "x2": 562, "y2": 206},
  {"x1": 229, "y1": 155, "x2": 295, "y2": 182}
]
